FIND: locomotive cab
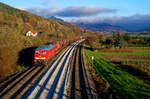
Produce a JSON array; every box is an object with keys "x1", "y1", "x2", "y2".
[
  {"x1": 34, "y1": 49, "x2": 48, "y2": 65},
  {"x1": 34, "y1": 43, "x2": 57, "y2": 66}
]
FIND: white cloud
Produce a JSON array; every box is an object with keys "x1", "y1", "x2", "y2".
[
  {"x1": 55, "y1": 6, "x2": 117, "y2": 17},
  {"x1": 22, "y1": 6, "x2": 117, "y2": 17}
]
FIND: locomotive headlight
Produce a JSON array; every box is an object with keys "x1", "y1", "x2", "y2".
[
  {"x1": 35, "y1": 57, "x2": 46, "y2": 59},
  {"x1": 41, "y1": 57, "x2": 46, "y2": 59},
  {"x1": 35, "y1": 57, "x2": 40, "y2": 59}
]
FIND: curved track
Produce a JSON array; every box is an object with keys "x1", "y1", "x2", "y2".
[{"x1": 0, "y1": 40, "x2": 97, "y2": 99}]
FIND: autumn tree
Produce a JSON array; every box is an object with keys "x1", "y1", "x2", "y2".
[{"x1": 86, "y1": 34, "x2": 100, "y2": 51}]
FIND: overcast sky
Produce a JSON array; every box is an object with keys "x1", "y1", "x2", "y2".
[{"x1": 1, "y1": 0, "x2": 150, "y2": 31}]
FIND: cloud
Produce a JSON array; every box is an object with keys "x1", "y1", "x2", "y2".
[
  {"x1": 25, "y1": 7, "x2": 57, "y2": 17},
  {"x1": 67, "y1": 14, "x2": 150, "y2": 31},
  {"x1": 23, "y1": 6, "x2": 117, "y2": 17},
  {"x1": 55, "y1": 6, "x2": 117, "y2": 17}
]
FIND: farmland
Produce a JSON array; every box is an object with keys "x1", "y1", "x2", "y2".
[
  {"x1": 100, "y1": 47, "x2": 150, "y2": 78},
  {"x1": 85, "y1": 47, "x2": 150, "y2": 98},
  {"x1": 100, "y1": 49, "x2": 150, "y2": 56}
]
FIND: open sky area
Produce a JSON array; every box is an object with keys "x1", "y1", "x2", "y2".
[
  {"x1": 1, "y1": 0, "x2": 150, "y2": 31},
  {"x1": 1, "y1": 0, "x2": 150, "y2": 16}
]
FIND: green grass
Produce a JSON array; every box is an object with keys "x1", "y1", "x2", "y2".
[
  {"x1": 85, "y1": 48, "x2": 150, "y2": 99},
  {"x1": 99, "y1": 50, "x2": 150, "y2": 56}
]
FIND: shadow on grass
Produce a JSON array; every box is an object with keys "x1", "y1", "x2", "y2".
[
  {"x1": 17, "y1": 47, "x2": 37, "y2": 67},
  {"x1": 112, "y1": 62, "x2": 150, "y2": 85}
]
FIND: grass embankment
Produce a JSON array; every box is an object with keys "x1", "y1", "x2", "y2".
[{"x1": 85, "y1": 48, "x2": 150, "y2": 99}]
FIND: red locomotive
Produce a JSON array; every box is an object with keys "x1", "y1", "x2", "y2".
[{"x1": 34, "y1": 43, "x2": 60, "y2": 65}]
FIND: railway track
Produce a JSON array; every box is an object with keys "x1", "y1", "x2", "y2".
[
  {"x1": 0, "y1": 40, "x2": 97, "y2": 99},
  {"x1": 0, "y1": 65, "x2": 46, "y2": 99},
  {"x1": 68, "y1": 43, "x2": 98, "y2": 99}
]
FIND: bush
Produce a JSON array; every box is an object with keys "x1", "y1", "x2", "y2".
[{"x1": 86, "y1": 34, "x2": 101, "y2": 51}]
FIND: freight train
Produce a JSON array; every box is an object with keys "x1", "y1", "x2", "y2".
[{"x1": 34, "y1": 36, "x2": 87, "y2": 66}]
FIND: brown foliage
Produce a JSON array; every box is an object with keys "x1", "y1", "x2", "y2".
[
  {"x1": 86, "y1": 34, "x2": 101, "y2": 50},
  {"x1": 0, "y1": 47, "x2": 14, "y2": 81}
]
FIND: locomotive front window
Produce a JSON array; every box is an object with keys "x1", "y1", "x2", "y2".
[
  {"x1": 35, "y1": 51, "x2": 40, "y2": 54},
  {"x1": 41, "y1": 51, "x2": 46, "y2": 54}
]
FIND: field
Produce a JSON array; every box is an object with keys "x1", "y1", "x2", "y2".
[
  {"x1": 100, "y1": 48, "x2": 150, "y2": 56},
  {"x1": 99, "y1": 47, "x2": 150, "y2": 77},
  {"x1": 85, "y1": 47, "x2": 150, "y2": 98}
]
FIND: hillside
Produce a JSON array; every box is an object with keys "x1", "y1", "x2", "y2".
[
  {"x1": 0, "y1": 2, "x2": 83, "y2": 81},
  {"x1": 77, "y1": 22, "x2": 127, "y2": 33}
]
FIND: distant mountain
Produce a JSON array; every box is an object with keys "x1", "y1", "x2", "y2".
[{"x1": 76, "y1": 22, "x2": 127, "y2": 33}]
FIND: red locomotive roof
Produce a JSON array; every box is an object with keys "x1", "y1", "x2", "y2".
[{"x1": 36, "y1": 43, "x2": 56, "y2": 50}]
